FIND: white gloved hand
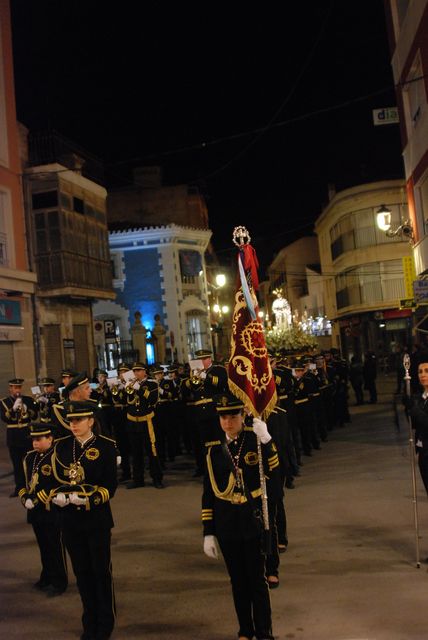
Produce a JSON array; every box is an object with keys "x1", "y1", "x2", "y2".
[
  {"x1": 252, "y1": 417, "x2": 272, "y2": 444},
  {"x1": 116, "y1": 455, "x2": 122, "y2": 466},
  {"x1": 24, "y1": 498, "x2": 35, "y2": 509},
  {"x1": 159, "y1": 387, "x2": 164, "y2": 395},
  {"x1": 203, "y1": 535, "x2": 219, "y2": 559},
  {"x1": 38, "y1": 395, "x2": 49, "y2": 404},
  {"x1": 13, "y1": 397, "x2": 22, "y2": 411},
  {"x1": 68, "y1": 492, "x2": 87, "y2": 506},
  {"x1": 21, "y1": 403, "x2": 27, "y2": 413},
  {"x1": 52, "y1": 493, "x2": 69, "y2": 507},
  {"x1": 199, "y1": 371, "x2": 207, "y2": 380}
]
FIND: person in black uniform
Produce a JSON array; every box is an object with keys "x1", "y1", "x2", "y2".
[
  {"x1": 405, "y1": 351, "x2": 428, "y2": 494},
  {"x1": 111, "y1": 363, "x2": 131, "y2": 482},
  {"x1": 153, "y1": 365, "x2": 181, "y2": 463},
  {"x1": 202, "y1": 392, "x2": 281, "y2": 640},
  {"x1": 51, "y1": 400, "x2": 118, "y2": 640},
  {"x1": 1, "y1": 378, "x2": 38, "y2": 497},
  {"x1": 125, "y1": 362, "x2": 163, "y2": 489},
  {"x1": 17, "y1": 422, "x2": 67, "y2": 597},
  {"x1": 36, "y1": 378, "x2": 61, "y2": 424},
  {"x1": 52, "y1": 372, "x2": 96, "y2": 439},
  {"x1": 184, "y1": 348, "x2": 228, "y2": 477},
  {"x1": 91, "y1": 369, "x2": 114, "y2": 437}
]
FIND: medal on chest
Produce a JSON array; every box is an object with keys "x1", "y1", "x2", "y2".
[
  {"x1": 66, "y1": 461, "x2": 85, "y2": 485},
  {"x1": 28, "y1": 471, "x2": 39, "y2": 494}
]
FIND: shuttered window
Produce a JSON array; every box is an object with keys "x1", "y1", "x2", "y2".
[{"x1": 73, "y1": 325, "x2": 90, "y2": 375}]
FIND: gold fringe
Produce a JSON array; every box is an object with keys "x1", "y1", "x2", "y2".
[{"x1": 228, "y1": 379, "x2": 277, "y2": 420}]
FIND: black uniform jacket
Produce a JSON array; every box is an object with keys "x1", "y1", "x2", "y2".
[
  {"x1": 18, "y1": 447, "x2": 58, "y2": 524},
  {"x1": 409, "y1": 394, "x2": 428, "y2": 451},
  {"x1": 202, "y1": 427, "x2": 282, "y2": 541},
  {"x1": 126, "y1": 379, "x2": 158, "y2": 424},
  {"x1": 0, "y1": 395, "x2": 38, "y2": 447},
  {"x1": 51, "y1": 434, "x2": 118, "y2": 530}
]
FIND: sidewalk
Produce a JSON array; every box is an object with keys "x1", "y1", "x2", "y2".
[{"x1": 1, "y1": 375, "x2": 428, "y2": 639}]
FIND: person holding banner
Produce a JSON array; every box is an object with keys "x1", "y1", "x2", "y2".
[{"x1": 202, "y1": 392, "x2": 281, "y2": 640}]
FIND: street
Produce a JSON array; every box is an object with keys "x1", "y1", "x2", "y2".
[{"x1": 1, "y1": 375, "x2": 428, "y2": 640}]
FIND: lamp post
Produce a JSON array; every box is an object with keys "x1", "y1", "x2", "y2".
[
  {"x1": 376, "y1": 204, "x2": 414, "y2": 243},
  {"x1": 209, "y1": 273, "x2": 230, "y2": 361}
]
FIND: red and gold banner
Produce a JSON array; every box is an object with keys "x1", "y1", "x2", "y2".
[{"x1": 228, "y1": 243, "x2": 277, "y2": 419}]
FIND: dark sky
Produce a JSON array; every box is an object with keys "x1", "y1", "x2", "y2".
[{"x1": 10, "y1": 1, "x2": 404, "y2": 275}]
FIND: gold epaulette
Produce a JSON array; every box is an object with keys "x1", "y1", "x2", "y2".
[
  {"x1": 55, "y1": 435, "x2": 72, "y2": 443},
  {"x1": 205, "y1": 439, "x2": 221, "y2": 447},
  {"x1": 243, "y1": 426, "x2": 254, "y2": 431}
]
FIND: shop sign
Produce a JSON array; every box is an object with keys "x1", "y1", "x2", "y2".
[
  {"x1": 413, "y1": 280, "x2": 428, "y2": 304},
  {"x1": 0, "y1": 300, "x2": 21, "y2": 325},
  {"x1": 0, "y1": 325, "x2": 24, "y2": 341},
  {"x1": 399, "y1": 298, "x2": 417, "y2": 309}
]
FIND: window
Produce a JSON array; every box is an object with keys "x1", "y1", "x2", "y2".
[
  {"x1": 32, "y1": 191, "x2": 58, "y2": 209},
  {"x1": 0, "y1": 191, "x2": 9, "y2": 266},
  {"x1": 404, "y1": 54, "x2": 425, "y2": 130},
  {"x1": 73, "y1": 197, "x2": 84, "y2": 214}
]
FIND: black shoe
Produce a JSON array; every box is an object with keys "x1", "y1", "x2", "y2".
[
  {"x1": 285, "y1": 480, "x2": 295, "y2": 489},
  {"x1": 80, "y1": 633, "x2": 95, "y2": 640},
  {"x1": 267, "y1": 577, "x2": 280, "y2": 589},
  {"x1": 119, "y1": 473, "x2": 131, "y2": 483},
  {"x1": 126, "y1": 480, "x2": 145, "y2": 489},
  {"x1": 153, "y1": 480, "x2": 165, "y2": 489},
  {"x1": 9, "y1": 489, "x2": 18, "y2": 498},
  {"x1": 33, "y1": 580, "x2": 50, "y2": 591},
  {"x1": 278, "y1": 544, "x2": 288, "y2": 554},
  {"x1": 46, "y1": 585, "x2": 65, "y2": 597}
]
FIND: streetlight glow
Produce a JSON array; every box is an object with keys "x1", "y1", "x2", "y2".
[
  {"x1": 213, "y1": 304, "x2": 220, "y2": 313},
  {"x1": 221, "y1": 305, "x2": 229, "y2": 314},
  {"x1": 215, "y1": 273, "x2": 226, "y2": 288},
  {"x1": 376, "y1": 205, "x2": 392, "y2": 232}
]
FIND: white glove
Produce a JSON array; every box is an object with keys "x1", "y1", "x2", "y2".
[
  {"x1": 252, "y1": 417, "x2": 272, "y2": 444},
  {"x1": 116, "y1": 455, "x2": 122, "y2": 466},
  {"x1": 38, "y1": 395, "x2": 49, "y2": 404},
  {"x1": 68, "y1": 492, "x2": 87, "y2": 506},
  {"x1": 52, "y1": 493, "x2": 69, "y2": 507},
  {"x1": 159, "y1": 387, "x2": 164, "y2": 395},
  {"x1": 24, "y1": 498, "x2": 35, "y2": 510},
  {"x1": 21, "y1": 403, "x2": 28, "y2": 413},
  {"x1": 199, "y1": 371, "x2": 207, "y2": 380},
  {"x1": 13, "y1": 398, "x2": 22, "y2": 411},
  {"x1": 203, "y1": 535, "x2": 219, "y2": 559}
]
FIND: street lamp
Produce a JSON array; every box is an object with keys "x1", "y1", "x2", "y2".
[
  {"x1": 376, "y1": 204, "x2": 414, "y2": 243},
  {"x1": 215, "y1": 273, "x2": 226, "y2": 288}
]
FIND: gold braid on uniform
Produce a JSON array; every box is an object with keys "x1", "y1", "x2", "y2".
[{"x1": 206, "y1": 446, "x2": 237, "y2": 500}]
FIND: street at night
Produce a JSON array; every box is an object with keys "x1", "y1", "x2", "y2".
[{"x1": 2, "y1": 376, "x2": 428, "y2": 640}]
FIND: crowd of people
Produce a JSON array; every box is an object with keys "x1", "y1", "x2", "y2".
[{"x1": 2, "y1": 346, "x2": 360, "y2": 640}]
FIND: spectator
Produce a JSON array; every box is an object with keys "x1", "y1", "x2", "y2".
[
  {"x1": 363, "y1": 351, "x2": 377, "y2": 404},
  {"x1": 349, "y1": 356, "x2": 364, "y2": 405}
]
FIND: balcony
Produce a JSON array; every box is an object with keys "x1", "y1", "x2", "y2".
[{"x1": 336, "y1": 277, "x2": 405, "y2": 310}]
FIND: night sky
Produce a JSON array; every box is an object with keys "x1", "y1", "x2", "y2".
[{"x1": 10, "y1": 1, "x2": 404, "y2": 275}]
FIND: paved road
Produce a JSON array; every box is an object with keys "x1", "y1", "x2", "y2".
[{"x1": 1, "y1": 375, "x2": 428, "y2": 640}]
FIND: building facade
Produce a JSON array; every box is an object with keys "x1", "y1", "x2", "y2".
[
  {"x1": 21, "y1": 132, "x2": 115, "y2": 382},
  {"x1": 0, "y1": 0, "x2": 37, "y2": 390},
  {"x1": 93, "y1": 224, "x2": 213, "y2": 367},
  {"x1": 315, "y1": 180, "x2": 412, "y2": 359},
  {"x1": 385, "y1": 0, "x2": 428, "y2": 276}
]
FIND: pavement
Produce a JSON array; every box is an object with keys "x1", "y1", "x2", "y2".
[{"x1": 1, "y1": 375, "x2": 428, "y2": 640}]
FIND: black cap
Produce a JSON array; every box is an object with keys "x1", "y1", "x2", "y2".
[
  {"x1": 64, "y1": 400, "x2": 96, "y2": 419},
  {"x1": 9, "y1": 378, "x2": 24, "y2": 385},
  {"x1": 98, "y1": 369, "x2": 108, "y2": 376},
  {"x1": 117, "y1": 362, "x2": 130, "y2": 372},
  {"x1": 61, "y1": 369, "x2": 77, "y2": 378},
  {"x1": 194, "y1": 349, "x2": 213, "y2": 359},
  {"x1": 151, "y1": 365, "x2": 164, "y2": 375},
  {"x1": 63, "y1": 373, "x2": 89, "y2": 396},
  {"x1": 30, "y1": 422, "x2": 54, "y2": 437},
  {"x1": 132, "y1": 362, "x2": 148, "y2": 371},
  {"x1": 215, "y1": 392, "x2": 245, "y2": 414},
  {"x1": 39, "y1": 377, "x2": 55, "y2": 385},
  {"x1": 168, "y1": 366, "x2": 178, "y2": 373}
]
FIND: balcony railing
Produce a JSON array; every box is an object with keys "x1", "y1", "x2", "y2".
[{"x1": 336, "y1": 277, "x2": 405, "y2": 310}]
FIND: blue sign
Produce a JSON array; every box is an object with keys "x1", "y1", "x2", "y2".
[{"x1": 0, "y1": 300, "x2": 21, "y2": 325}]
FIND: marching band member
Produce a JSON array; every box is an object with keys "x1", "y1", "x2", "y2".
[
  {"x1": 17, "y1": 422, "x2": 67, "y2": 597},
  {"x1": 202, "y1": 392, "x2": 281, "y2": 640},
  {"x1": 0, "y1": 378, "x2": 38, "y2": 497},
  {"x1": 51, "y1": 400, "x2": 117, "y2": 640}
]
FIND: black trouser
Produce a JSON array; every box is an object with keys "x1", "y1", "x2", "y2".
[
  {"x1": 32, "y1": 520, "x2": 68, "y2": 590},
  {"x1": 265, "y1": 503, "x2": 281, "y2": 578},
  {"x1": 351, "y1": 382, "x2": 364, "y2": 404},
  {"x1": 63, "y1": 526, "x2": 115, "y2": 638},
  {"x1": 365, "y1": 380, "x2": 377, "y2": 403},
  {"x1": 218, "y1": 536, "x2": 274, "y2": 640},
  {"x1": 113, "y1": 408, "x2": 131, "y2": 478},
  {"x1": 127, "y1": 423, "x2": 163, "y2": 483}
]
